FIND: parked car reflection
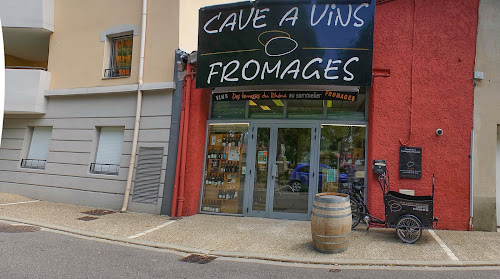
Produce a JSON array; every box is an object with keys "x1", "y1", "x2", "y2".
[{"x1": 288, "y1": 163, "x2": 331, "y2": 192}]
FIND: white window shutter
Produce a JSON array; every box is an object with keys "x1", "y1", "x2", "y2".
[
  {"x1": 27, "y1": 127, "x2": 52, "y2": 160},
  {"x1": 95, "y1": 127, "x2": 124, "y2": 165}
]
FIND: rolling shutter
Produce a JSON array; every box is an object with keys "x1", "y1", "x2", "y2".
[
  {"x1": 95, "y1": 127, "x2": 124, "y2": 165},
  {"x1": 27, "y1": 127, "x2": 52, "y2": 160}
]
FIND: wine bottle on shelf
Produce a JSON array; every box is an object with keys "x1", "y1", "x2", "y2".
[
  {"x1": 221, "y1": 174, "x2": 224, "y2": 186},
  {"x1": 218, "y1": 187, "x2": 223, "y2": 199},
  {"x1": 222, "y1": 135, "x2": 226, "y2": 146},
  {"x1": 205, "y1": 175, "x2": 209, "y2": 185},
  {"x1": 234, "y1": 187, "x2": 238, "y2": 199}
]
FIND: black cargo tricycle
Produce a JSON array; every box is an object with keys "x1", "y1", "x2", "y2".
[{"x1": 349, "y1": 172, "x2": 438, "y2": 244}]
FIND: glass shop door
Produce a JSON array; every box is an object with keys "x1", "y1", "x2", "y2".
[{"x1": 247, "y1": 124, "x2": 318, "y2": 220}]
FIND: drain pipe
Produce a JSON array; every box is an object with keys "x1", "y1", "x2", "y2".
[
  {"x1": 121, "y1": 0, "x2": 148, "y2": 212},
  {"x1": 170, "y1": 78, "x2": 186, "y2": 217},
  {"x1": 176, "y1": 65, "x2": 193, "y2": 217},
  {"x1": 469, "y1": 130, "x2": 474, "y2": 230}
]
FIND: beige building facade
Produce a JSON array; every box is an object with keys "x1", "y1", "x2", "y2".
[
  {"x1": 179, "y1": 0, "x2": 236, "y2": 52},
  {"x1": 0, "y1": 0, "x2": 180, "y2": 214},
  {"x1": 472, "y1": 0, "x2": 500, "y2": 231}
]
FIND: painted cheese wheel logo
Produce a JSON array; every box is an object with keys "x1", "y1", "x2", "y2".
[
  {"x1": 388, "y1": 200, "x2": 402, "y2": 212},
  {"x1": 258, "y1": 31, "x2": 298, "y2": 57}
]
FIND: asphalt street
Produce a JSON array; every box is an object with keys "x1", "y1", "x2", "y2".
[{"x1": 1, "y1": 222, "x2": 500, "y2": 279}]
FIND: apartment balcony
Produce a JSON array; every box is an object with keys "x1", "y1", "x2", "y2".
[
  {"x1": 5, "y1": 68, "x2": 51, "y2": 114},
  {"x1": 0, "y1": 0, "x2": 54, "y2": 31}
]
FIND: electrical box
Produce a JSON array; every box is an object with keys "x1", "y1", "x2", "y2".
[{"x1": 373, "y1": 160, "x2": 386, "y2": 174}]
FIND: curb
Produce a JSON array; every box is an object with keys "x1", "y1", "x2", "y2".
[{"x1": 1, "y1": 215, "x2": 500, "y2": 268}]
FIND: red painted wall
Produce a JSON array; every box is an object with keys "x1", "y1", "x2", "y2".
[
  {"x1": 368, "y1": 0, "x2": 478, "y2": 230},
  {"x1": 181, "y1": 65, "x2": 211, "y2": 216},
  {"x1": 180, "y1": 0, "x2": 479, "y2": 230}
]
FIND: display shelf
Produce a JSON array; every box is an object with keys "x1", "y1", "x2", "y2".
[{"x1": 202, "y1": 131, "x2": 245, "y2": 214}]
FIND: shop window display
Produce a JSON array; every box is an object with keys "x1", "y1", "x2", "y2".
[
  {"x1": 319, "y1": 125, "x2": 366, "y2": 194},
  {"x1": 201, "y1": 124, "x2": 248, "y2": 214}
]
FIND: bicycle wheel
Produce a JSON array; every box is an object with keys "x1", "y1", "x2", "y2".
[
  {"x1": 351, "y1": 199, "x2": 362, "y2": 229},
  {"x1": 396, "y1": 215, "x2": 422, "y2": 244}
]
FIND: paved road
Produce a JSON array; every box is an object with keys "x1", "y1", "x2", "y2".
[{"x1": 0, "y1": 222, "x2": 499, "y2": 279}]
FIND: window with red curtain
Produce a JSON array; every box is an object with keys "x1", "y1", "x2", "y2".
[{"x1": 107, "y1": 35, "x2": 133, "y2": 77}]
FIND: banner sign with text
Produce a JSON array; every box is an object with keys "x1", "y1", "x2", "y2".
[
  {"x1": 212, "y1": 90, "x2": 358, "y2": 102},
  {"x1": 197, "y1": 0, "x2": 375, "y2": 88},
  {"x1": 399, "y1": 147, "x2": 422, "y2": 179}
]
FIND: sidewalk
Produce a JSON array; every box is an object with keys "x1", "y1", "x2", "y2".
[{"x1": 0, "y1": 192, "x2": 499, "y2": 267}]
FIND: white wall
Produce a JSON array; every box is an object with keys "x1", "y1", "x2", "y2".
[
  {"x1": 497, "y1": 127, "x2": 500, "y2": 226},
  {"x1": 5, "y1": 69, "x2": 50, "y2": 114},
  {"x1": 0, "y1": 0, "x2": 54, "y2": 31},
  {"x1": 472, "y1": 0, "x2": 500, "y2": 232},
  {"x1": 0, "y1": 91, "x2": 172, "y2": 214}
]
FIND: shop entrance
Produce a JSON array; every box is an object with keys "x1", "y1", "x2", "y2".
[{"x1": 247, "y1": 124, "x2": 318, "y2": 220}]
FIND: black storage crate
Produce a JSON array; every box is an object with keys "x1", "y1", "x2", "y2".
[{"x1": 383, "y1": 191, "x2": 434, "y2": 227}]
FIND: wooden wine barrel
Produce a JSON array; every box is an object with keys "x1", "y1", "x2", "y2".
[{"x1": 311, "y1": 193, "x2": 351, "y2": 253}]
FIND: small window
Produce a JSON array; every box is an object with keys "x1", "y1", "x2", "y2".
[
  {"x1": 21, "y1": 127, "x2": 52, "y2": 170},
  {"x1": 90, "y1": 127, "x2": 125, "y2": 175},
  {"x1": 104, "y1": 35, "x2": 133, "y2": 78}
]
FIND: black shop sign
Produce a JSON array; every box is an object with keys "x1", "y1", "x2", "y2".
[
  {"x1": 197, "y1": 0, "x2": 375, "y2": 88},
  {"x1": 212, "y1": 90, "x2": 358, "y2": 102},
  {"x1": 399, "y1": 147, "x2": 422, "y2": 179}
]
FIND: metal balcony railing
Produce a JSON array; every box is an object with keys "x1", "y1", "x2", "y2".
[
  {"x1": 104, "y1": 67, "x2": 131, "y2": 78},
  {"x1": 90, "y1": 163, "x2": 120, "y2": 175},
  {"x1": 20, "y1": 159, "x2": 46, "y2": 170}
]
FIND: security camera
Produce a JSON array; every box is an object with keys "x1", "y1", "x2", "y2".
[{"x1": 435, "y1": 128, "x2": 444, "y2": 136}]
